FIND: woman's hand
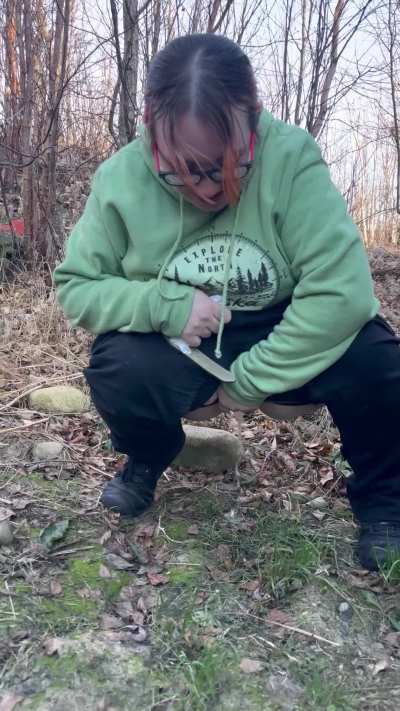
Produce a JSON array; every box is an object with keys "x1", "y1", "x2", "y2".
[
  {"x1": 217, "y1": 386, "x2": 257, "y2": 412},
  {"x1": 181, "y1": 290, "x2": 231, "y2": 347}
]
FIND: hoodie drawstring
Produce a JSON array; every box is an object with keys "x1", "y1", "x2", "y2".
[
  {"x1": 214, "y1": 198, "x2": 242, "y2": 359},
  {"x1": 157, "y1": 191, "x2": 244, "y2": 362}
]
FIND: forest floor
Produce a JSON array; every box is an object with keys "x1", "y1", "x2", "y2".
[{"x1": 0, "y1": 248, "x2": 400, "y2": 710}]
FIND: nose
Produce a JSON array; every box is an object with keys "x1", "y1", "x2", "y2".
[{"x1": 193, "y1": 177, "x2": 222, "y2": 201}]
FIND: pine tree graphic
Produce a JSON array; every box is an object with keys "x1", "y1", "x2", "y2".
[
  {"x1": 259, "y1": 262, "x2": 269, "y2": 288},
  {"x1": 236, "y1": 266, "x2": 245, "y2": 293}
]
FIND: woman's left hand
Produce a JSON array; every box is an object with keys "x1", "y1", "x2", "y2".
[{"x1": 217, "y1": 386, "x2": 257, "y2": 412}]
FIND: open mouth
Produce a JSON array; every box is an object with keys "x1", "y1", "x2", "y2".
[{"x1": 201, "y1": 191, "x2": 224, "y2": 205}]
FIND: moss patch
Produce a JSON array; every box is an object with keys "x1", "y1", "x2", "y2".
[
  {"x1": 164, "y1": 518, "x2": 190, "y2": 541},
  {"x1": 167, "y1": 548, "x2": 204, "y2": 586},
  {"x1": 68, "y1": 558, "x2": 130, "y2": 602}
]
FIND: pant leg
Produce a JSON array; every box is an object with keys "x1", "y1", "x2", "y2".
[
  {"x1": 83, "y1": 300, "x2": 290, "y2": 470},
  {"x1": 304, "y1": 316, "x2": 400, "y2": 522},
  {"x1": 84, "y1": 331, "x2": 221, "y2": 469}
]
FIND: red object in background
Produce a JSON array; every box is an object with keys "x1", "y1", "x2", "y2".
[{"x1": 0, "y1": 218, "x2": 25, "y2": 237}]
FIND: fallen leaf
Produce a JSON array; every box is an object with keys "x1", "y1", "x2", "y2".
[
  {"x1": 131, "y1": 611, "x2": 145, "y2": 625},
  {"x1": 49, "y1": 580, "x2": 63, "y2": 596},
  {"x1": 99, "y1": 564, "x2": 112, "y2": 578},
  {"x1": 125, "y1": 624, "x2": 147, "y2": 642},
  {"x1": 215, "y1": 544, "x2": 231, "y2": 563},
  {"x1": 307, "y1": 496, "x2": 327, "y2": 509},
  {"x1": 208, "y1": 567, "x2": 230, "y2": 582},
  {"x1": 0, "y1": 692, "x2": 24, "y2": 711},
  {"x1": 99, "y1": 530, "x2": 112, "y2": 545},
  {"x1": 119, "y1": 584, "x2": 139, "y2": 601},
  {"x1": 100, "y1": 614, "x2": 123, "y2": 630},
  {"x1": 115, "y1": 601, "x2": 135, "y2": 620},
  {"x1": 105, "y1": 553, "x2": 134, "y2": 570},
  {"x1": 137, "y1": 592, "x2": 157, "y2": 610},
  {"x1": 134, "y1": 523, "x2": 156, "y2": 538},
  {"x1": 312, "y1": 510, "x2": 326, "y2": 521},
  {"x1": 372, "y1": 657, "x2": 391, "y2": 675},
  {"x1": 43, "y1": 637, "x2": 64, "y2": 656},
  {"x1": 12, "y1": 498, "x2": 30, "y2": 511},
  {"x1": 188, "y1": 525, "x2": 199, "y2": 535},
  {"x1": 239, "y1": 658, "x2": 264, "y2": 674},
  {"x1": 385, "y1": 632, "x2": 400, "y2": 647},
  {"x1": 77, "y1": 587, "x2": 94, "y2": 599},
  {"x1": 147, "y1": 572, "x2": 168, "y2": 586},
  {"x1": 267, "y1": 609, "x2": 295, "y2": 626},
  {"x1": 319, "y1": 468, "x2": 334, "y2": 485},
  {"x1": 127, "y1": 541, "x2": 149, "y2": 565},
  {"x1": 239, "y1": 579, "x2": 260, "y2": 592},
  {"x1": 242, "y1": 429, "x2": 255, "y2": 439},
  {"x1": 39, "y1": 520, "x2": 69, "y2": 549},
  {"x1": 0, "y1": 508, "x2": 14, "y2": 522}
]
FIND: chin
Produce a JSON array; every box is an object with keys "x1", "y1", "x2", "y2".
[{"x1": 187, "y1": 196, "x2": 228, "y2": 212}]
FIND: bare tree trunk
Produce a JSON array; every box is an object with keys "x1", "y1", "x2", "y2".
[
  {"x1": 119, "y1": 0, "x2": 140, "y2": 144},
  {"x1": 34, "y1": 0, "x2": 72, "y2": 260},
  {"x1": 294, "y1": 0, "x2": 308, "y2": 125},
  {"x1": 4, "y1": 0, "x2": 20, "y2": 188},
  {"x1": 388, "y1": 0, "x2": 400, "y2": 214},
  {"x1": 19, "y1": 0, "x2": 34, "y2": 246},
  {"x1": 310, "y1": 0, "x2": 345, "y2": 138}
]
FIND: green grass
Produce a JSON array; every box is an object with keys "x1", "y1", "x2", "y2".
[
  {"x1": 296, "y1": 661, "x2": 358, "y2": 710},
  {"x1": 176, "y1": 643, "x2": 229, "y2": 710},
  {"x1": 204, "y1": 511, "x2": 331, "y2": 597}
]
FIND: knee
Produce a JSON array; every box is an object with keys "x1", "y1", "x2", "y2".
[{"x1": 84, "y1": 332, "x2": 160, "y2": 407}]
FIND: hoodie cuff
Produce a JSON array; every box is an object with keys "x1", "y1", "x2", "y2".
[{"x1": 221, "y1": 380, "x2": 266, "y2": 407}]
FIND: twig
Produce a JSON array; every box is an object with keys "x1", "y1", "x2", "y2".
[
  {"x1": 0, "y1": 417, "x2": 49, "y2": 435},
  {"x1": 250, "y1": 633, "x2": 300, "y2": 663},
  {"x1": 238, "y1": 611, "x2": 340, "y2": 647},
  {"x1": 50, "y1": 545, "x2": 96, "y2": 557},
  {"x1": 4, "y1": 581, "x2": 16, "y2": 620},
  {"x1": 265, "y1": 619, "x2": 340, "y2": 647}
]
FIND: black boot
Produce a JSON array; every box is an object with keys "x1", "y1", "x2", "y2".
[
  {"x1": 358, "y1": 522, "x2": 400, "y2": 571},
  {"x1": 100, "y1": 459, "x2": 162, "y2": 516}
]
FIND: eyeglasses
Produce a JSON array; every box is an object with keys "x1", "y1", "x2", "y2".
[{"x1": 153, "y1": 132, "x2": 255, "y2": 188}]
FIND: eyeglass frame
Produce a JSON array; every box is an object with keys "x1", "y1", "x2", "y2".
[{"x1": 152, "y1": 132, "x2": 256, "y2": 188}]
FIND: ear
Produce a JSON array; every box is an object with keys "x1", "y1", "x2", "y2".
[
  {"x1": 144, "y1": 103, "x2": 150, "y2": 125},
  {"x1": 255, "y1": 101, "x2": 263, "y2": 113}
]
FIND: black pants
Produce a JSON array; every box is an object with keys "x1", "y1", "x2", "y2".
[{"x1": 84, "y1": 301, "x2": 400, "y2": 524}]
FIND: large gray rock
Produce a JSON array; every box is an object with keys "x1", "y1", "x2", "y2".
[
  {"x1": 174, "y1": 425, "x2": 242, "y2": 473},
  {"x1": 29, "y1": 385, "x2": 90, "y2": 414},
  {"x1": 32, "y1": 440, "x2": 64, "y2": 461}
]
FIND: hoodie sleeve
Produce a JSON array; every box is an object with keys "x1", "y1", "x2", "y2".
[
  {"x1": 53, "y1": 180, "x2": 194, "y2": 337},
  {"x1": 223, "y1": 132, "x2": 379, "y2": 405}
]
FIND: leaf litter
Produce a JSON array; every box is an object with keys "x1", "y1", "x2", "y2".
[{"x1": 1, "y1": 253, "x2": 400, "y2": 708}]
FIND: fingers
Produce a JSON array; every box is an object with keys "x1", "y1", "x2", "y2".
[
  {"x1": 223, "y1": 308, "x2": 232, "y2": 324},
  {"x1": 184, "y1": 334, "x2": 202, "y2": 347}
]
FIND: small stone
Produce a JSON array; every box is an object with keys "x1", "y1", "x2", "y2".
[
  {"x1": 173, "y1": 425, "x2": 242, "y2": 473},
  {"x1": 0, "y1": 521, "x2": 13, "y2": 546},
  {"x1": 32, "y1": 440, "x2": 64, "y2": 461},
  {"x1": 338, "y1": 601, "x2": 353, "y2": 622},
  {"x1": 29, "y1": 385, "x2": 90, "y2": 414}
]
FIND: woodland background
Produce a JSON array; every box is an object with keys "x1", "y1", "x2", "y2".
[{"x1": 0, "y1": 0, "x2": 399, "y2": 265}]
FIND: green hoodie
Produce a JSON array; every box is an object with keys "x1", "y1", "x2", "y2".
[{"x1": 54, "y1": 110, "x2": 379, "y2": 405}]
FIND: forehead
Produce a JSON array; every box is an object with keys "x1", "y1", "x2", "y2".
[{"x1": 154, "y1": 109, "x2": 249, "y2": 163}]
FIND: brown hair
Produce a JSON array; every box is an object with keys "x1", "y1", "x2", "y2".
[{"x1": 145, "y1": 34, "x2": 259, "y2": 204}]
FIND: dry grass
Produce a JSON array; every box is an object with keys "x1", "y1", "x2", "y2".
[{"x1": 0, "y1": 249, "x2": 400, "y2": 710}]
